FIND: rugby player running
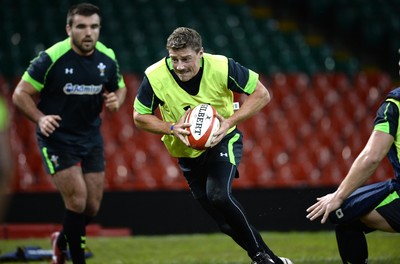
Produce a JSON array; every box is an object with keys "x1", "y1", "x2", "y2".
[
  {"x1": 134, "y1": 27, "x2": 292, "y2": 264},
  {"x1": 12, "y1": 3, "x2": 126, "y2": 263}
]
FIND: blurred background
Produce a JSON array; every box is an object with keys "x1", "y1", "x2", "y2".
[{"x1": 1, "y1": 0, "x2": 400, "y2": 235}]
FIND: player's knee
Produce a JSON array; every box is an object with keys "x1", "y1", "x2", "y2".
[
  {"x1": 360, "y1": 211, "x2": 395, "y2": 232},
  {"x1": 219, "y1": 222, "x2": 233, "y2": 236},
  {"x1": 84, "y1": 205, "x2": 99, "y2": 217},
  {"x1": 207, "y1": 189, "x2": 229, "y2": 207},
  {"x1": 335, "y1": 220, "x2": 372, "y2": 234},
  {"x1": 66, "y1": 196, "x2": 87, "y2": 213}
]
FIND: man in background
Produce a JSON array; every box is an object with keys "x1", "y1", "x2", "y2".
[{"x1": 12, "y1": 3, "x2": 126, "y2": 263}]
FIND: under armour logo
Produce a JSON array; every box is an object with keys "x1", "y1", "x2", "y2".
[
  {"x1": 65, "y1": 68, "x2": 73, "y2": 74},
  {"x1": 220, "y1": 152, "x2": 228, "y2": 157}
]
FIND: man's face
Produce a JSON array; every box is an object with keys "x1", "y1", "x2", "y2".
[
  {"x1": 169, "y1": 47, "x2": 203, "y2": 82},
  {"x1": 66, "y1": 14, "x2": 100, "y2": 56}
]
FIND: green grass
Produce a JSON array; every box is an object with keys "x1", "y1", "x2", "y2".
[{"x1": 1, "y1": 231, "x2": 400, "y2": 263}]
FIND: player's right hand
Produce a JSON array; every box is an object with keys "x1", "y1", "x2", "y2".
[
  {"x1": 306, "y1": 192, "x2": 342, "y2": 224},
  {"x1": 173, "y1": 109, "x2": 191, "y2": 147},
  {"x1": 38, "y1": 115, "x2": 62, "y2": 137}
]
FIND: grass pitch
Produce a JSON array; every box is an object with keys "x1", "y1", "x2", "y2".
[{"x1": 1, "y1": 231, "x2": 400, "y2": 263}]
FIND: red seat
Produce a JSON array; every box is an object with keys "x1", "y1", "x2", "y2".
[
  {"x1": 329, "y1": 72, "x2": 351, "y2": 93},
  {"x1": 105, "y1": 153, "x2": 129, "y2": 189},
  {"x1": 123, "y1": 73, "x2": 141, "y2": 96},
  {"x1": 320, "y1": 162, "x2": 344, "y2": 186},
  {"x1": 286, "y1": 73, "x2": 310, "y2": 95}
]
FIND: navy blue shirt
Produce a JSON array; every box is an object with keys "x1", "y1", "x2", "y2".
[
  {"x1": 22, "y1": 38, "x2": 125, "y2": 150},
  {"x1": 374, "y1": 87, "x2": 400, "y2": 179}
]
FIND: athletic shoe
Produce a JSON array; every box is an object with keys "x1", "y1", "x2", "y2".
[
  {"x1": 251, "y1": 252, "x2": 275, "y2": 264},
  {"x1": 279, "y1": 257, "x2": 293, "y2": 264},
  {"x1": 51, "y1": 232, "x2": 67, "y2": 264}
]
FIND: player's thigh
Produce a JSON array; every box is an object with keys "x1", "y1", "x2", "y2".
[
  {"x1": 361, "y1": 210, "x2": 395, "y2": 232},
  {"x1": 53, "y1": 166, "x2": 87, "y2": 211},
  {"x1": 361, "y1": 191, "x2": 400, "y2": 232},
  {"x1": 81, "y1": 143, "x2": 105, "y2": 215},
  {"x1": 83, "y1": 171, "x2": 105, "y2": 215}
]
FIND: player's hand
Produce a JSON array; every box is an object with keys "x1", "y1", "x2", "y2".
[
  {"x1": 210, "y1": 113, "x2": 228, "y2": 148},
  {"x1": 306, "y1": 192, "x2": 343, "y2": 224},
  {"x1": 171, "y1": 109, "x2": 191, "y2": 147},
  {"x1": 38, "y1": 115, "x2": 61, "y2": 137},
  {"x1": 103, "y1": 92, "x2": 120, "y2": 112}
]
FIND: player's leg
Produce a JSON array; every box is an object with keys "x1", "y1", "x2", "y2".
[
  {"x1": 179, "y1": 156, "x2": 257, "y2": 255},
  {"x1": 362, "y1": 190, "x2": 400, "y2": 232},
  {"x1": 51, "y1": 180, "x2": 102, "y2": 264},
  {"x1": 205, "y1": 129, "x2": 287, "y2": 263},
  {"x1": 39, "y1": 143, "x2": 88, "y2": 264},
  {"x1": 335, "y1": 209, "x2": 394, "y2": 264},
  {"x1": 361, "y1": 210, "x2": 395, "y2": 231},
  {"x1": 81, "y1": 143, "x2": 106, "y2": 223},
  {"x1": 335, "y1": 220, "x2": 369, "y2": 264},
  {"x1": 196, "y1": 195, "x2": 248, "y2": 250},
  {"x1": 206, "y1": 162, "x2": 280, "y2": 263},
  {"x1": 53, "y1": 165, "x2": 88, "y2": 264},
  {"x1": 82, "y1": 171, "x2": 105, "y2": 219},
  {"x1": 67, "y1": 142, "x2": 105, "y2": 263},
  {"x1": 335, "y1": 190, "x2": 400, "y2": 264}
]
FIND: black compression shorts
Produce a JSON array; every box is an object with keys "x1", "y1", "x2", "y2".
[{"x1": 376, "y1": 190, "x2": 400, "y2": 232}]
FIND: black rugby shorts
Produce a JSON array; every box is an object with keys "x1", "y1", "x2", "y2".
[{"x1": 38, "y1": 140, "x2": 105, "y2": 175}]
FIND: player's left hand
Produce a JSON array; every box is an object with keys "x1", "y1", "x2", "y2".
[
  {"x1": 210, "y1": 113, "x2": 228, "y2": 148},
  {"x1": 103, "y1": 92, "x2": 120, "y2": 112},
  {"x1": 306, "y1": 192, "x2": 343, "y2": 224}
]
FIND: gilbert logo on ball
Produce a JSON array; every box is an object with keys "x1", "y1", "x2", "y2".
[{"x1": 186, "y1": 104, "x2": 220, "y2": 150}]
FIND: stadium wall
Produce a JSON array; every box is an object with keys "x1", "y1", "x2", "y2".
[{"x1": 4, "y1": 187, "x2": 336, "y2": 235}]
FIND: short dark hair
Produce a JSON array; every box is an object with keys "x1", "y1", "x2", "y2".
[
  {"x1": 67, "y1": 3, "x2": 101, "y2": 26},
  {"x1": 166, "y1": 27, "x2": 202, "y2": 53}
]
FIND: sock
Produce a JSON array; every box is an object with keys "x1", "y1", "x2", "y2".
[
  {"x1": 85, "y1": 215, "x2": 93, "y2": 226},
  {"x1": 58, "y1": 214, "x2": 93, "y2": 251},
  {"x1": 63, "y1": 209, "x2": 86, "y2": 264},
  {"x1": 335, "y1": 221, "x2": 368, "y2": 264}
]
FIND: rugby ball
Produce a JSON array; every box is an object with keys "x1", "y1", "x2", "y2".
[{"x1": 185, "y1": 104, "x2": 220, "y2": 150}]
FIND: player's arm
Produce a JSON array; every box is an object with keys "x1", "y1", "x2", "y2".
[
  {"x1": 104, "y1": 86, "x2": 127, "y2": 112},
  {"x1": 133, "y1": 100, "x2": 190, "y2": 134},
  {"x1": 224, "y1": 81, "x2": 270, "y2": 128},
  {"x1": 212, "y1": 59, "x2": 270, "y2": 146},
  {"x1": 104, "y1": 60, "x2": 127, "y2": 112},
  {"x1": 133, "y1": 76, "x2": 167, "y2": 134},
  {"x1": 306, "y1": 100, "x2": 397, "y2": 223},
  {"x1": 306, "y1": 130, "x2": 393, "y2": 223},
  {"x1": 133, "y1": 107, "x2": 190, "y2": 147},
  {"x1": 211, "y1": 81, "x2": 269, "y2": 147},
  {"x1": 133, "y1": 76, "x2": 190, "y2": 140},
  {"x1": 12, "y1": 79, "x2": 61, "y2": 137},
  {"x1": 223, "y1": 58, "x2": 270, "y2": 128},
  {"x1": 334, "y1": 130, "x2": 392, "y2": 197}
]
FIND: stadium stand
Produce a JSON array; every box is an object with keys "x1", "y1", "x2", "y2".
[{"x1": 0, "y1": 0, "x2": 397, "y2": 192}]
